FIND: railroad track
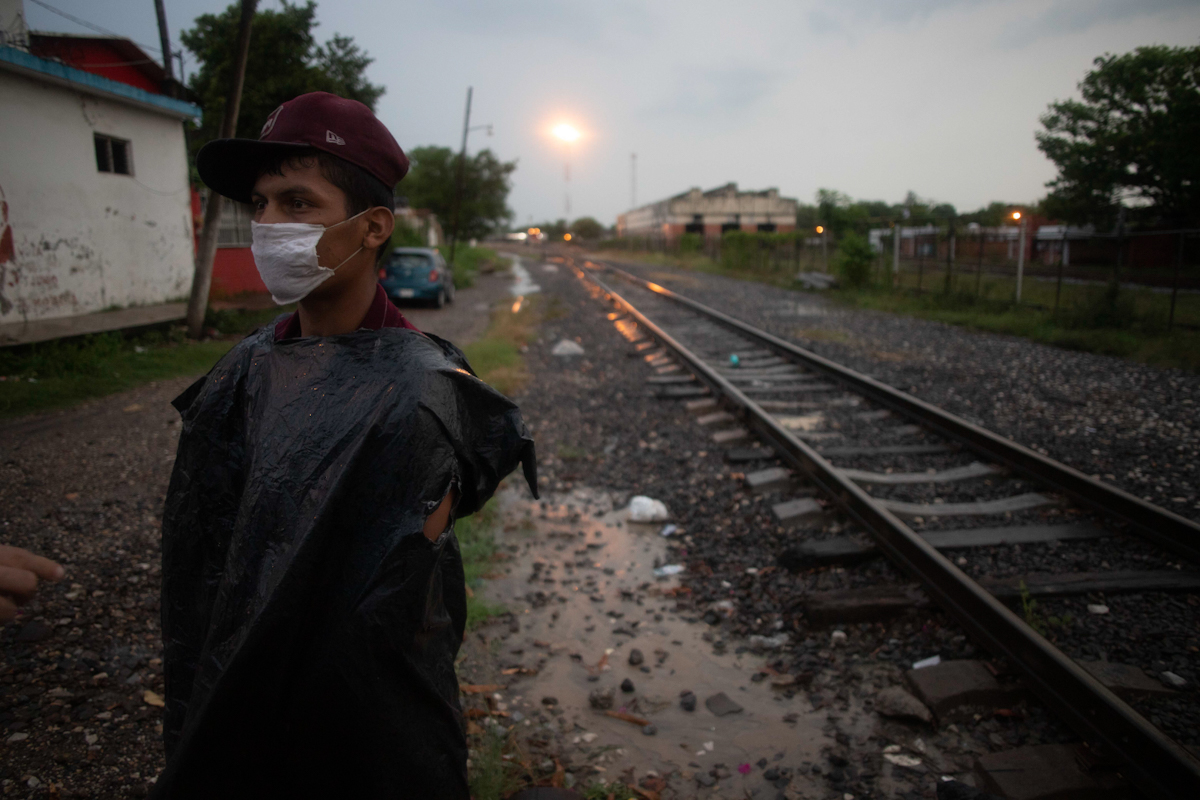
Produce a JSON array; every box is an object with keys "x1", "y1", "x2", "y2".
[{"x1": 568, "y1": 256, "x2": 1200, "y2": 798}]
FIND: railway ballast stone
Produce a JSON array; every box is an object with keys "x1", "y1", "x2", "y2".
[
  {"x1": 905, "y1": 659, "x2": 1022, "y2": 719},
  {"x1": 974, "y1": 744, "x2": 1127, "y2": 800},
  {"x1": 873, "y1": 685, "x2": 933, "y2": 723}
]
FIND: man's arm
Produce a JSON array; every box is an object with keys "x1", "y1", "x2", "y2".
[{"x1": 422, "y1": 490, "x2": 456, "y2": 542}]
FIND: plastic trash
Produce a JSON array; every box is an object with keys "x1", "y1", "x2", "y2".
[
  {"x1": 628, "y1": 495, "x2": 669, "y2": 522},
  {"x1": 158, "y1": 323, "x2": 537, "y2": 798},
  {"x1": 1087, "y1": 603, "x2": 1110, "y2": 614},
  {"x1": 653, "y1": 564, "x2": 684, "y2": 577},
  {"x1": 912, "y1": 655, "x2": 942, "y2": 670},
  {"x1": 551, "y1": 339, "x2": 585, "y2": 356},
  {"x1": 658, "y1": 523, "x2": 678, "y2": 537},
  {"x1": 884, "y1": 752, "x2": 922, "y2": 768},
  {"x1": 729, "y1": 354, "x2": 740, "y2": 367}
]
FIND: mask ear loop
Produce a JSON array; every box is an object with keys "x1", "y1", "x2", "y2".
[{"x1": 319, "y1": 208, "x2": 372, "y2": 270}]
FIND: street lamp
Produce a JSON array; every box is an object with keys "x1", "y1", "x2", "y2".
[
  {"x1": 1012, "y1": 211, "x2": 1027, "y2": 302},
  {"x1": 551, "y1": 123, "x2": 581, "y2": 218},
  {"x1": 816, "y1": 226, "x2": 828, "y2": 272}
]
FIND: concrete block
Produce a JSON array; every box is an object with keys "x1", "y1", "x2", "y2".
[
  {"x1": 685, "y1": 398, "x2": 718, "y2": 414},
  {"x1": 745, "y1": 467, "x2": 791, "y2": 493},
  {"x1": 974, "y1": 744, "x2": 1126, "y2": 800},
  {"x1": 655, "y1": 386, "x2": 709, "y2": 399},
  {"x1": 1077, "y1": 660, "x2": 1177, "y2": 700},
  {"x1": 905, "y1": 660, "x2": 1022, "y2": 719},
  {"x1": 711, "y1": 428, "x2": 749, "y2": 444},
  {"x1": 803, "y1": 584, "x2": 926, "y2": 624},
  {"x1": 725, "y1": 447, "x2": 776, "y2": 463},
  {"x1": 696, "y1": 411, "x2": 736, "y2": 427},
  {"x1": 772, "y1": 497, "x2": 822, "y2": 526}
]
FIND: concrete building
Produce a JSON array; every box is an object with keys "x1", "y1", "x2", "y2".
[
  {"x1": 0, "y1": 0, "x2": 200, "y2": 334},
  {"x1": 617, "y1": 183, "x2": 797, "y2": 244}
]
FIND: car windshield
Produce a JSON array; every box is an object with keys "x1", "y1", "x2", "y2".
[{"x1": 389, "y1": 253, "x2": 433, "y2": 271}]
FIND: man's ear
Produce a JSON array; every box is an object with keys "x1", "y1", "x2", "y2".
[{"x1": 363, "y1": 207, "x2": 395, "y2": 252}]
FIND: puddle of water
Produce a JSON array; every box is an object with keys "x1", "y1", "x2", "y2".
[
  {"x1": 509, "y1": 255, "x2": 542, "y2": 296},
  {"x1": 475, "y1": 484, "x2": 831, "y2": 790}
]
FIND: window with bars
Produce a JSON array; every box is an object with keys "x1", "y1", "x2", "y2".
[
  {"x1": 216, "y1": 196, "x2": 254, "y2": 248},
  {"x1": 94, "y1": 134, "x2": 132, "y2": 175}
]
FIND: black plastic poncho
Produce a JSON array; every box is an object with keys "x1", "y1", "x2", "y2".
[{"x1": 155, "y1": 323, "x2": 536, "y2": 799}]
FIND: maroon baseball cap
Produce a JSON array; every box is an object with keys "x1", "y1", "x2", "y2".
[{"x1": 197, "y1": 92, "x2": 409, "y2": 203}]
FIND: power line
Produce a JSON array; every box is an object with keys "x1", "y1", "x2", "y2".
[{"x1": 27, "y1": 0, "x2": 163, "y2": 54}]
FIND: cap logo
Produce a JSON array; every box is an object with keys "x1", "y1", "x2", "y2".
[
  {"x1": 260, "y1": 105, "x2": 283, "y2": 137},
  {"x1": 326, "y1": 130, "x2": 345, "y2": 145}
]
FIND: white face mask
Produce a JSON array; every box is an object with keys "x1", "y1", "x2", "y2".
[{"x1": 250, "y1": 210, "x2": 368, "y2": 305}]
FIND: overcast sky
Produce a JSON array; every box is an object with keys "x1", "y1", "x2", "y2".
[{"x1": 24, "y1": 0, "x2": 1200, "y2": 226}]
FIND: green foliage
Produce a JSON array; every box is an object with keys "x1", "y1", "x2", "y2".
[
  {"x1": 467, "y1": 726, "x2": 521, "y2": 800},
  {"x1": 389, "y1": 222, "x2": 427, "y2": 249},
  {"x1": 678, "y1": 232, "x2": 703, "y2": 254},
  {"x1": 402, "y1": 146, "x2": 517, "y2": 241},
  {"x1": 456, "y1": 501, "x2": 508, "y2": 630},
  {"x1": 181, "y1": 1, "x2": 384, "y2": 165},
  {"x1": 570, "y1": 216, "x2": 605, "y2": 240},
  {"x1": 1037, "y1": 44, "x2": 1200, "y2": 227},
  {"x1": 834, "y1": 231, "x2": 876, "y2": 288}
]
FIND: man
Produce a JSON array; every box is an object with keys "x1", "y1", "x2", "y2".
[{"x1": 157, "y1": 92, "x2": 536, "y2": 798}]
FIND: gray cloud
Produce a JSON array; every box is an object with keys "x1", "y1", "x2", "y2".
[
  {"x1": 643, "y1": 66, "x2": 780, "y2": 121},
  {"x1": 999, "y1": 0, "x2": 1200, "y2": 46}
]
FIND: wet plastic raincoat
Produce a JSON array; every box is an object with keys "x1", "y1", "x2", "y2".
[{"x1": 155, "y1": 323, "x2": 536, "y2": 799}]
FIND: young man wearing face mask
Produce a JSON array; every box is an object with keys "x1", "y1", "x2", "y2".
[{"x1": 155, "y1": 93, "x2": 537, "y2": 799}]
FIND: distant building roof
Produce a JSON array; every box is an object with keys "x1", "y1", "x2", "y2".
[{"x1": 0, "y1": 44, "x2": 200, "y2": 120}]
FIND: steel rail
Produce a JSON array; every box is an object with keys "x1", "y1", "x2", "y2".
[
  {"x1": 598, "y1": 260, "x2": 1200, "y2": 565},
  {"x1": 571, "y1": 261, "x2": 1200, "y2": 799}
]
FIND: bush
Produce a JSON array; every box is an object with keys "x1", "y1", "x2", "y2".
[{"x1": 834, "y1": 231, "x2": 875, "y2": 288}]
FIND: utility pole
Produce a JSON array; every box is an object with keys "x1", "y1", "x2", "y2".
[
  {"x1": 448, "y1": 87, "x2": 472, "y2": 264},
  {"x1": 187, "y1": 0, "x2": 256, "y2": 338},
  {"x1": 630, "y1": 153, "x2": 637, "y2": 209},
  {"x1": 153, "y1": 0, "x2": 174, "y2": 81}
]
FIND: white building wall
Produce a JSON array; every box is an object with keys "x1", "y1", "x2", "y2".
[{"x1": 0, "y1": 69, "x2": 194, "y2": 324}]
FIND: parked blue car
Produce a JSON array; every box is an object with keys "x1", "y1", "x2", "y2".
[{"x1": 378, "y1": 247, "x2": 455, "y2": 308}]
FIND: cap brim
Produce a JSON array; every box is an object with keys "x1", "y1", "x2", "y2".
[{"x1": 196, "y1": 139, "x2": 315, "y2": 204}]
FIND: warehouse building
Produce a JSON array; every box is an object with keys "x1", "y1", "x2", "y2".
[{"x1": 617, "y1": 183, "x2": 797, "y2": 244}]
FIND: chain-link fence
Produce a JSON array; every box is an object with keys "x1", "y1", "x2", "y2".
[{"x1": 600, "y1": 225, "x2": 1200, "y2": 332}]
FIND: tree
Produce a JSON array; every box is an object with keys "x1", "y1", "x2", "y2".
[
  {"x1": 570, "y1": 217, "x2": 604, "y2": 240},
  {"x1": 1037, "y1": 44, "x2": 1200, "y2": 228},
  {"x1": 181, "y1": 1, "x2": 384, "y2": 163},
  {"x1": 401, "y1": 146, "x2": 516, "y2": 241}
]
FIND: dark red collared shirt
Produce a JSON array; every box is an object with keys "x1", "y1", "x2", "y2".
[{"x1": 274, "y1": 284, "x2": 422, "y2": 340}]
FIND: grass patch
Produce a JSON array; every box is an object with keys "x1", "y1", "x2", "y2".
[
  {"x1": 461, "y1": 294, "x2": 541, "y2": 397},
  {"x1": 468, "y1": 726, "x2": 521, "y2": 800},
  {"x1": 829, "y1": 286, "x2": 1200, "y2": 372},
  {"x1": 441, "y1": 245, "x2": 513, "y2": 290},
  {"x1": 0, "y1": 307, "x2": 287, "y2": 420},
  {"x1": 456, "y1": 500, "x2": 508, "y2": 630}
]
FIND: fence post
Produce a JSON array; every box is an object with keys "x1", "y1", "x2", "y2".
[
  {"x1": 916, "y1": 233, "x2": 925, "y2": 292},
  {"x1": 1169, "y1": 231, "x2": 1184, "y2": 332},
  {"x1": 1015, "y1": 218, "x2": 1027, "y2": 303},
  {"x1": 892, "y1": 224, "x2": 900, "y2": 290},
  {"x1": 1054, "y1": 229, "x2": 1067, "y2": 313},
  {"x1": 976, "y1": 231, "x2": 985, "y2": 297},
  {"x1": 944, "y1": 220, "x2": 956, "y2": 294}
]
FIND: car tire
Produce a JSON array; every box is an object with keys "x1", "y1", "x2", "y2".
[{"x1": 434, "y1": 289, "x2": 446, "y2": 309}]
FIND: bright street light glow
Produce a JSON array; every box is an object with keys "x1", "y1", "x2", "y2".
[
  {"x1": 1012, "y1": 211, "x2": 1022, "y2": 220},
  {"x1": 552, "y1": 123, "x2": 581, "y2": 142},
  {"x1": 815, "y1": 226, "x2": 824, "y2": 234}
]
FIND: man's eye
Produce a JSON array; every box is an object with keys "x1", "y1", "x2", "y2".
[{"x1": 291, "y1": 199, "x2": 308, "y2": 210}]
